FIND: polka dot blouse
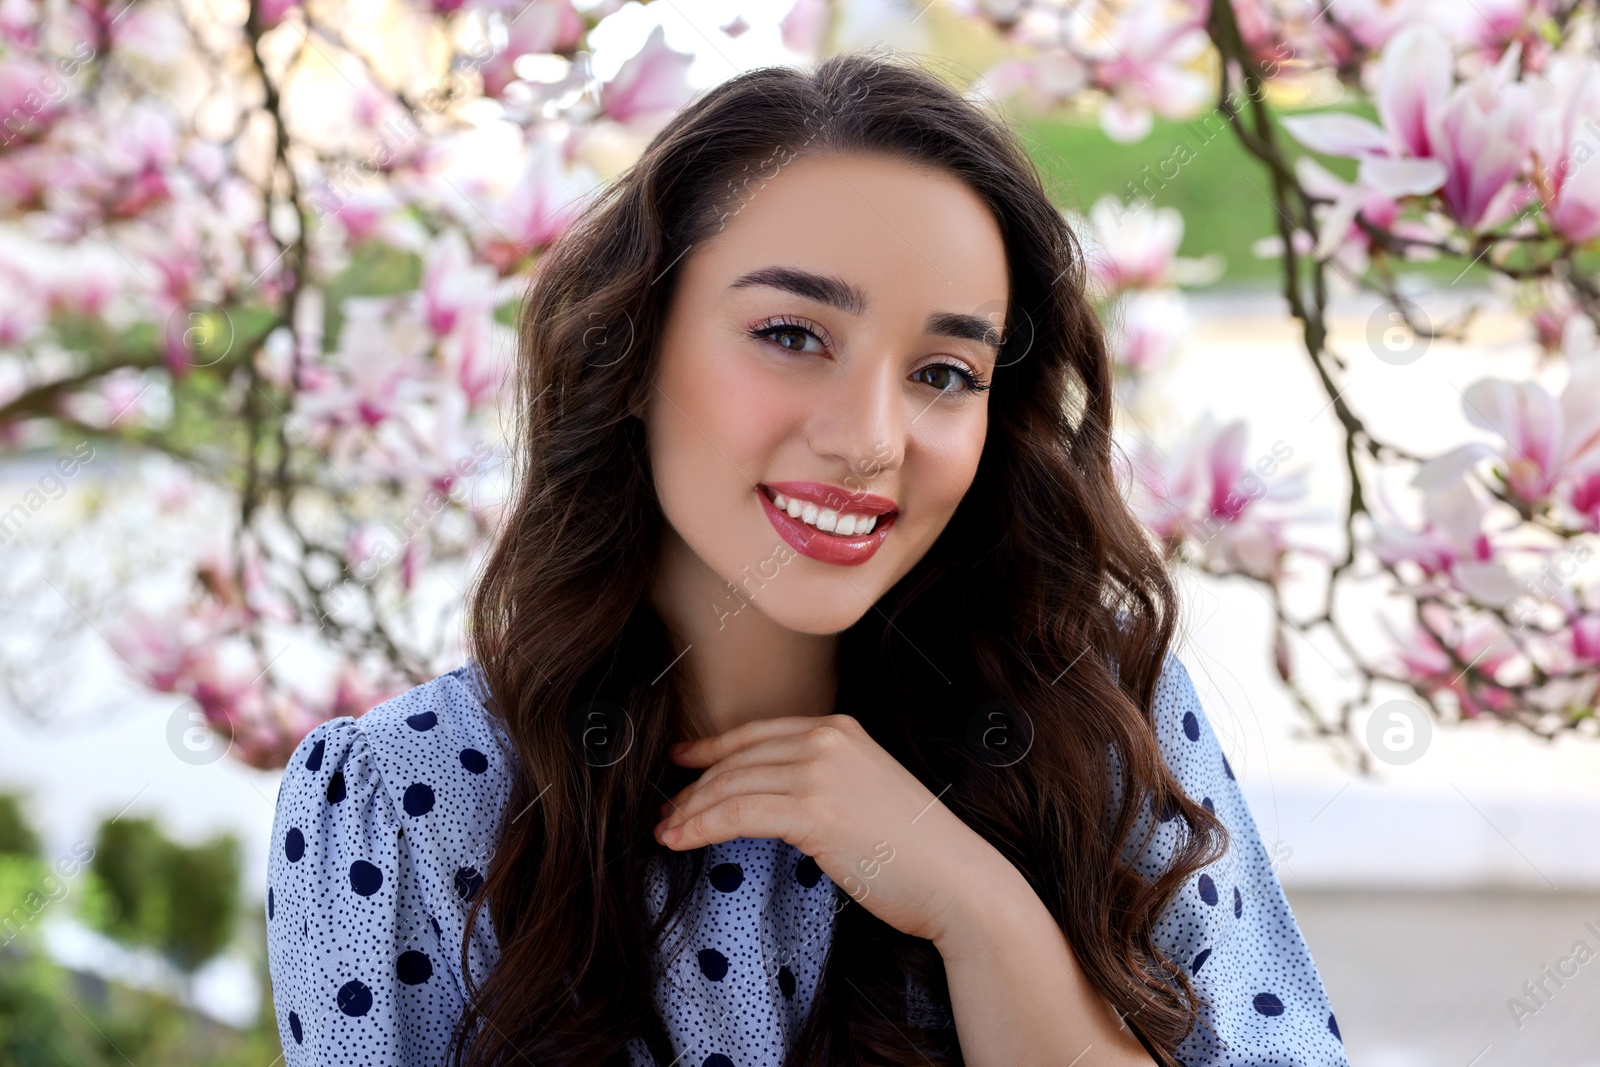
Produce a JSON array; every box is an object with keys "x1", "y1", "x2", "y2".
[{"x1": 265, "y1": 652, "x2": 1350, "y2": 1065}]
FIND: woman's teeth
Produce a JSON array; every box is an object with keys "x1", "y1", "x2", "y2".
[{"x1": 771, "y1": 491, "x2": 878, "y2": 537}]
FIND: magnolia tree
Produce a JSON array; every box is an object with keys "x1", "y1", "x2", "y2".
[{"x1": 0, "y1": 0, "x2": 1595, "y2": 771}]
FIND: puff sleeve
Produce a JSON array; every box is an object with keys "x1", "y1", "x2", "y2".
[
  {"x1": 265, "y1": 667, "x2": 513, "y2": 1065},
  {"x1": 1121, "y1": 651, "x2": 1349, "y2": 1066}
]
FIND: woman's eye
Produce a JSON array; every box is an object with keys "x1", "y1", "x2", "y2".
[
  {"x1": 769, "y1": 326, "x2": 817, "y2": 352},
  {"x1": 913, "y1": 363, "x2": 979, "y2": 394},
  {"x1": 751, "y1": 322, "x2": 826, "y2": 355}
]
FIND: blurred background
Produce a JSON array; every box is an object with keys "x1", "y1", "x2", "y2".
[{"x1": 3, "y1": 0, "x2": 1599, "y2": 1063}]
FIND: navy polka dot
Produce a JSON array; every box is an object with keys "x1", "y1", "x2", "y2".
[
  {"x1": 454, "y1": 866, "x2": 483, "y2": 902},
  {"x1": 403, "y1": 783, "x2": 434, "y2": 817},
  {"x1": 338, "y1": 979, "x2": 372, "y2": 1017},
  {"x1": 698, "y1": 947, "x2": 729, "y2": 981},
  {"x1": 1254, "y1": 992, "x2": 1285, "y2": 1017},
  {"x1": 266, "y1": 656, "x2": 1346, "y2": 1065},
  {"x1": 396, "y1": 950, "x2": 433, "y2": 985},
  {"x1": 349, "y1": 860, "x2": 383, "y2": 896}
]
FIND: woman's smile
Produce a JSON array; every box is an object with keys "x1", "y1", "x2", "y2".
[{"x1": 756, "y1": 481, "x2": 900, "y2": 566}]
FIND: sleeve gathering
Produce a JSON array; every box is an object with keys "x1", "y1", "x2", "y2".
[{"x1": 266, "y1": 715, "x2": 472, "y2": 1065}]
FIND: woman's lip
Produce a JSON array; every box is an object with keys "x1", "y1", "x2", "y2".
[
  {"x1": 760, "y1": 481, "x2": 898, "y2": 517},
  {"x1": 756, "y1": 486, "x2": 895, "y2": 566}
]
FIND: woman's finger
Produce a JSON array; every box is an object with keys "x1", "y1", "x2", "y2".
[
  {"x1": 670, "y1": 713, "x2": 862, "y2": 767},
  {"x1": 659, "y1": 762, "x2": 810, "y2": 829},
  {"x1": 659, "y1": 733, "x2": 819, "y2": 815},
  {"x1": 659, "y1": 792, "x2": 802, "y2": 850}
]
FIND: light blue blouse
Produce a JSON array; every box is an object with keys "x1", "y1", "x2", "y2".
[{"x1": 265, "y1": 651, "x2": 1350, "y2": 1065}]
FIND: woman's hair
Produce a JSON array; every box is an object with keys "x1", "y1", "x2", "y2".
[{"x1": 458, "y1": 47, "x2": 1226, "y2": 1067}]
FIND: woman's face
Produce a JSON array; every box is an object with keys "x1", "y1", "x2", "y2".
[{"x1": 644, "y1": 151, "x2": 1009, "y2": 636}]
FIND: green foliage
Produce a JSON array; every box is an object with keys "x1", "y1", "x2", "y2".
[
  {"x1": 0, "y1": 794, "x2": 39, "y2": 858},
  {"x1": 88, "y1": 818, "x2": 241, "y2": 972},
  {"x1": 0, "y1": 943, "x2": 284, "y2": 1067}
]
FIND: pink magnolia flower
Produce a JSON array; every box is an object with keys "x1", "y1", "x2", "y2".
[
  {"x1": 1125, "y1": 414, "x2": 1310, "y2": 578},
  {"x1": 1434, "y1": 46, "x2": 1536, "y2": 228},
  {"x1": 1416, "y1": 316, "x2": 1600, "y2": 508},
  {"x1": 1074, "y1": 0, "x2": 1212, "y2": 142},
  {"x1": 1531, "y1": 53, "x2": 1600, "y2": 244},
  {"x1": 1370, "y1": 479, "x2": 1521, "y2": 606},
  {"x1": 599, "y1": 25, "x2": 695, "y2": 127},
  {"x1": 1283, "y1": 26, "x2": 1535, "y2": 229},
  {"x1": 255, "y1": 0, "x2": 302, "y2": 31},
  {"x1": 1107, "y1": 288, "x2": 1188, "y2": 376},
  {"x1": 420, "y1": 230, "x2": 495, "y2": 338},
  {"x1": 298, "y1": 296, "x2": 431, "y2": 429},
  {"x1": 1571, "y1": 612, "x2": 1600, "y2": 665},
  {"x1": 780, "y1": 0, "x2": 829, "y2": 56},
  {"x1": 477, "y1": 0, "x2": 585, "y2": 100},
  {"x1": 475, "y1": 127, "x2": 598, "y2": 271},
  {"x1": 1383, "y1": 600, "x2": 1520, "y2": 719},
  {"x1": 974, "y1": 53, "x2": 1090, "y2": 115},
  {"x1": 1076, "y1": 196, "x2": 1220, "y2": 298},
  {"x1": 1570, "y1": 468, "x2": 1600, "y2": 532}
]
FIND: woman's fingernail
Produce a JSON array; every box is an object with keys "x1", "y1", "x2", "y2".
[{"x1": 662, "y1": 826, "x2": 682, "y2": 844}]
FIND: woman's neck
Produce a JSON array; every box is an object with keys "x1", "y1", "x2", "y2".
[{"x1": 650, "y1": 526, "x2": 839, "y2": 739}]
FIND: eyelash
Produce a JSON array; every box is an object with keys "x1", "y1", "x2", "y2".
[{"x1": 746, "y1": 316, "x2": 992, "y2": 397}]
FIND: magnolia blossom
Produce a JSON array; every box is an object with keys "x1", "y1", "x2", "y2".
[
  {"x1": 1415, "y1": 317, "x2": 1600, "y2": 511},
  {"x1": 1073, "y1": 0, "x2": 1212, "y2": 142},
  {"x1": 971, "y1": 0, "x2": 1210, "y2": 142},
  {"x1": 1531, "y1": 53, "x2": 1600, "y2": 244},
  {"x1": 1107, "y1": 288, "x2": 1189, "y2": 375},
  {"x1": 598, "y1": 25, "x2": 696, "y2": 127},
  {"x1": 1383, "y1": 600, "x2": 1520, "y2": 719},
  {"x1": 477, "y1": 0, "x2": 586, "y2": 100},
  {"x1": 1283, "y1": 26, "x2": 1535, "y2": 230},
  {"x1": 1370, "y1": 479, "x2": 1521, "y2": 607},
  {"x1": 1075, "y1": 196, "x2": 1219, "y2": 296},
  {"x1": 1125, "y1": 414, "x2": 1311, "y2": 579}
]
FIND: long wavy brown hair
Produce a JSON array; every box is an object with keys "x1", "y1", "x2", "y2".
[{"x1": 456, "y1": 47, "x2": 1227, "y2": 1067}]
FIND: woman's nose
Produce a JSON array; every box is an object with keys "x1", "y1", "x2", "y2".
[{"x1": 805, "y1": 359, "x2": 905, "y2": 482}]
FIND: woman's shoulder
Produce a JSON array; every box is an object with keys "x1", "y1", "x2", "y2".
[{"x1": 280, "y1": 662, "x2": 516, "y2": 848}]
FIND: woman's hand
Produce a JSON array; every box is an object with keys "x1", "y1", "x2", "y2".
[{"x1": 654, "y1": 713, "x2": 1010, "y2": 946}]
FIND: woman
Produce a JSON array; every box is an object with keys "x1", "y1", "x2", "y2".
[{"x1": 266, "y1": 50, "x2": 1348, "y2": 1067}]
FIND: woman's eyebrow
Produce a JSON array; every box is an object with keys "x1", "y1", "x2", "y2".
[{"x1": 728, "y1": 265, "x2": 1002, "y2": 351}]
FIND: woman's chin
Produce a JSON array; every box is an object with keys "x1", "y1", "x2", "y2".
[{"x1": 740, "y1": 593, "x2": 874, "y2": 637}]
